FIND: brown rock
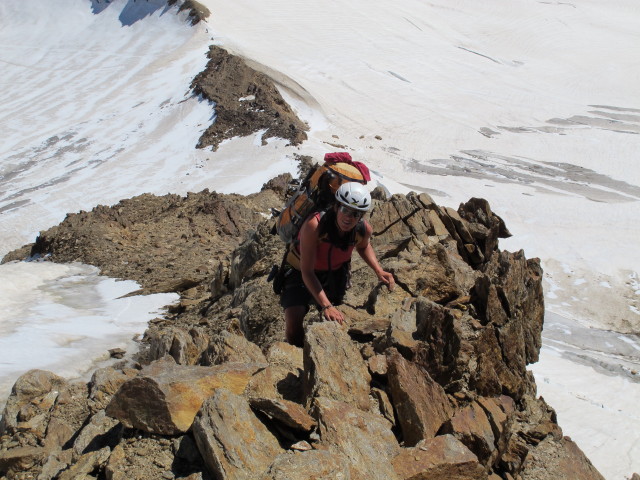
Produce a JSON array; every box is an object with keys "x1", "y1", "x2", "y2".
[
  {"x1": 387, "y1": 349, "x2": 453, "y2": 446},
  {"x1": 266, "y1": 341, "x2": 304, "y2": 370},
  {"x1": 88, "y1": 367, "x2": 137, "y2": 411},
  {"x1": 0, "y1": 446, "x2": 50, "y2": 477},
  {"x1": 313, "y1": 396, "x2": 400, "y2": 479},
  {"x1": 106, "y1": 358, "x2": 263, "y2": 434},
  {"x1": 147, "y1": 326, "x2": 210, "y2": 365},
  {"x1": 392, "y1": 434, "x2": 486, "y2": 480},
  {"x1": 191, "y1": 45, "x2": 308, "y2": 151},
  {"x1": 192, "y1": 388, "x2": 284, "y2": 479},
  {"x1": 349, "y1": 317, "x2": 392, "y2": 336},
  {"x1": 371, "y1": 387, "x2": 396, "y2": 425},
  {"x1": 303, "y1": 321, "x2": 371, "y2": 411},
  {"x1": 244, "y1": 364, "x2": 303, "y2": 403},
  {"x1": 440, "y1": 401, "x2": 496, "y2": 463},
  {"x1": 249, "y1": 397, "x2": 316, "y2": 432},
  {"x1": 201, "y1": 330, "x2": 267, "y2": 365},
  {"x1": 383, "y1": 239, "x2": 461, "y2": 304},
  {"x1": 476, "y1": 396, "x2": 513, "y2": 440}
]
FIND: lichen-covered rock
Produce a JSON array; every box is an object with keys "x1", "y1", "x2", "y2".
[
  {"x1": 261, "y1": 450, "x2": 351, "y2": 479},
  {"x1": 249, "y1": 397, "x2": 316, "y2": 432},
  {"x1": 313, "y1": 396, "x2": 400, "y2": 480},
  {"x1": 201, "y1": 330, "x2": 267, "y2": 366},
  {"x1": 106, "y1": 358, "x2": 264, "y2": 434},
  {"x1": 192, "y1": 388, "x2": 284, "y2": 479}
]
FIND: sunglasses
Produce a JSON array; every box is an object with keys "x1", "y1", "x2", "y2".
[{"x1": 338, "y1": 205, "x2": 364, "y2": 219}]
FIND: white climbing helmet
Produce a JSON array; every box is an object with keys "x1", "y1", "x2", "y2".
[{"x1": 335, "y1": 182, "x2": 371, "y2": 212}]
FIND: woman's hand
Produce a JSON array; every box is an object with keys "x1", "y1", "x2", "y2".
[
  {"x1": 322, "y1": 305, "x2": 345, "y2": 325},
  {"x1": 377, "y1": 270, "x2": 395, "y2": 291}
]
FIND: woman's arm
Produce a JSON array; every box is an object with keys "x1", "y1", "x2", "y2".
[
  {"x1": 299, "y1": 216, "x2": 345, "y2": 324},
  {"x1": 356, "y1": 222, "x2": 395, "y2": 290}
]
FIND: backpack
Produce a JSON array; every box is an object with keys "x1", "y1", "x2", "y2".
[{"x1": 275, "y1": 152, "x2": 370, "y2": 244}]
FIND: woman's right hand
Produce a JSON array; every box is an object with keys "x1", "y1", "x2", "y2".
[{"x1": 323, "y1": 305, "x2": 345, "y2": 325}]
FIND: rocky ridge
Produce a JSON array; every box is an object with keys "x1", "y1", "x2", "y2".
[{"x1": 0, "y1": 170, "x2": 607, "y2": 480}]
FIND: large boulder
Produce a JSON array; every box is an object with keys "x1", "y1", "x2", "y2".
[
  {"x1": 106, "y1": 358, "x2": 264, "y2": 434},
  {"x1": 192, "y1": 388, "x2": 284, "y2": 479},
  {"x1": 386, "y1": 349, "x2": 453, "y2": 446}
]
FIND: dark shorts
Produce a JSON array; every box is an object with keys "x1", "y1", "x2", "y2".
[{"x1": 280, "y1": 265, "x2": 349, "y2": 310}]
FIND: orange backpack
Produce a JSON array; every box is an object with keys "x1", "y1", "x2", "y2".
[{"x1": 276, "y1": 154, "x2": 369, "y2": 244}]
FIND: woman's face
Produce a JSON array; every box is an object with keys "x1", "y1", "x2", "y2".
[{"x1": 335, "y1": 204, "x2": 364, "y2": 232}]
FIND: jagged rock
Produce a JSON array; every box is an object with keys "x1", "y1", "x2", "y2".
[
  {"x1": 392, "y1": 434, "x2": 486, "y2": 480},
  {"x1": 191, "y1": 45, "x2": 308, "y2": 151},
  {"x1": 371, "y1": 387, "x2": 396, "y2": 425},
  {"x1": 313, "y1": 396, "x2": 400, "y2": 479},
  {"x1": 7, "y1": 189, "x2": 284, "y2": 296},
  {"x1": 72, "y1": 410, "x2": 122, "y2": 461},
  {"x1": 348, "y1": 317, "x2": 392, "y2": 337},
  {"x1": 440, "y1": 401, "x2": 496, "y2": 464},
  {"x1": 303, "y1": 321, "x2": 372, "y2": 411},
  {"x1": 38, "y1": 449, "x2": 73, "y2": 480},
  {"x1": 519, "y1": 436, "x2": 605, "y2": 480},
  {"x1": 147, "y1": 326, "x2": 210, "y2": 365},
  {"x1": 1, "y1": 186, "x2": 575, "y2": 480},
  {"x1": 458, "y1": 197, "x2": 511, "y2": 261},
  {"x1": 201, "y1": 330, "x2": 267, "y2": 365},
  {"x1": 386, "y1": 349, "x2": 453, "y2": 446},
  {"x1": 88, "y1": 367, "x2": 137, "y2": 412},
  {"x1": 0, "y1": 446, "x2": 50, "y2": 477},
  {"x1": 375, "y1": 327, "x2": 420, "y2": 359},
  {"x1": 244, "y1": 364, "x2": 304, "y2": 403},
  {"x1": 0, "y1": 370, "x2": 90, "y2": 455},
  {"x1": 383, "y1": 238, "x2": 462, "y2": 304},
  {"x1": 476, "y1": 396, "x2": 516, "y2": 443},
  {"x1": 105, "y1": 435, "x2": 200, "y2": 480},
  {"x1": 0, "y1": 370, "x2": 68, "y2": 435},
  {"x1": 496, "y1": 395, "x2": 564, "y2": 475},
  {"x1": 106, "y1": 357, "x2": 264, "y2": 435},
  {"x1": 245, "y1": 341, "x2": 304, "y2": 403},
  {"x1": 57, "y1": 447, "x2": 110, "y2": 480},
  {"x1": 261, "y1": 450, "x2": 351, "y2": 479},
  {"x1": 192, "y1": 388, "x2": 284, "y2": 479},
  {"x1": 249, "y1": 397, "x2": 316, "y2": 432}
]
